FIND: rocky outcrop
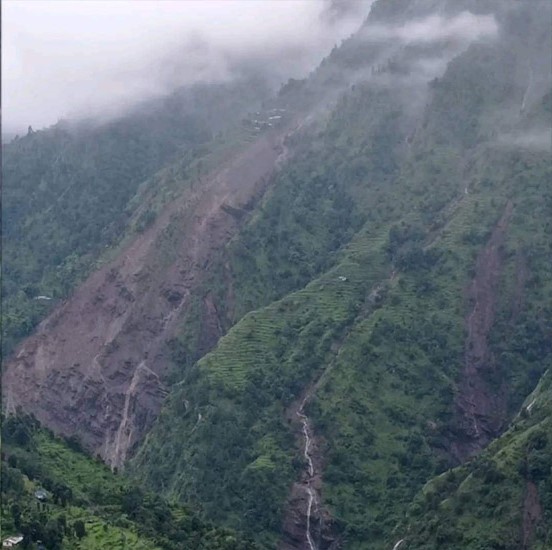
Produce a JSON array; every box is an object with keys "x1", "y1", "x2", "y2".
[
  {"x1": 281, "y1": 393, "x2": 341, "y2": 550},
  {"x1": 3, "y1": 127, "x2": 293, "y2": 469}
]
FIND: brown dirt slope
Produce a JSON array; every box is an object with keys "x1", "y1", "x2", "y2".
[
  {"x1": 453, "y1": 201, "x2": 513, "y2": 460},
  {"x1": 2, "y1": 126, "x2": 294, "y2": 469}
]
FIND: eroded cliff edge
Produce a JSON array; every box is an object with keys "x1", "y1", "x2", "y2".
[{"x1": 3, "y1": 126, "x2": 295, "y2": 468}]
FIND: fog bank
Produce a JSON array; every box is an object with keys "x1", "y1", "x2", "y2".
[{"x1": 2, "y1": 0, "x2": 374, "y2": 133}]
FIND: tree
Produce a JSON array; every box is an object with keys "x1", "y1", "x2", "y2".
[
  {"x1": 122, "y1": 487, "x2": 144, "y2": 518},
  {"x1": 11, "y1": 503, "x2": 22, "y2": 528},
  {"x1": 45, "y1": 519, "x2": 63, "y2": 549},
  {"x1": 57, "y1": 514, "x2": 67, "y2": 533},
  {"x1": 74, "y1": 520, "x2": 86, "y2": 539}
]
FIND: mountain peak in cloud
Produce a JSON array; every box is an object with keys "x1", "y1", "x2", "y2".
[{"x1": 2, "y1": 0, "x2": 374, "y2": 132}]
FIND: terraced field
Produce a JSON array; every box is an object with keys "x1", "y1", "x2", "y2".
[{"x1": 201, "y1": 228, "x2": 390, "y2": 394}]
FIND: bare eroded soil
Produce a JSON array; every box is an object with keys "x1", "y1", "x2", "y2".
[
  {"x1": 453, "y1": 201, "x2": 513, "y2": 460},
  {"x1": 3, "y1": 125, "x2": 295, "y2": 468}
]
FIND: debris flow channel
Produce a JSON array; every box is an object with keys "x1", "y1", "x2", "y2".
[{"x1": 297, "y1": 398, "x2": 317, "y2": 550}]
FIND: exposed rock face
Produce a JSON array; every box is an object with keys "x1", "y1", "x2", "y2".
[
  {"x1": 280, "y1": 474, "x2": 341, "y2": 550},
  {"x1": 3, "y1": 128, "x2": 293, "y2": 469},
  {"x1": 281, "y1": 393, "x2": 341, "y2": 550},
  {"x1": 453, "y1": 202, "x2": 513, "y2": 460}
]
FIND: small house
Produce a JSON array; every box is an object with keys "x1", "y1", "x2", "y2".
[
  {"x1": 2, "y1": 535, "x2": 23, "y2": 548},
  {"x1": 34, "y1": 488, "x2": 48, "y2": 501}
]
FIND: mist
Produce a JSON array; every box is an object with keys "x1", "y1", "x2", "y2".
[
  {"x1": 497, "y1": 128, "x2": 552, "y2": 153},
  {"x1": 339, "y1": 10, "x2": 500, "y2": 121},
  {"x1": 2, "y1": 0, "x2": 374, "y2": 133},
  {"x1": 360, "y1": 11, "x2": 498, "y2": 44}
]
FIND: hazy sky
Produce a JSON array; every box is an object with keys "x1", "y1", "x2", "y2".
[
  {"x1": 361, "y1": 11, "x2": 498, "y2": 43},
  {"x1": 2, "y1": 0, "x2": 373, "y2": 133}
]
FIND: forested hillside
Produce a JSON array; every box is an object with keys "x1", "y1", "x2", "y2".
[
  {"x1": 2, "y1": 77, "x2": 269, "y2": 355},
  {"x1": 131, "y1": 1, "x2": 552, "y2": 548},
  {"x1": 1, "y1": 414, "x2": 257, "y2": 549},
  {"x1": 400, "y1": 371, "x2": 552, "y2": 549},
  {"x1": 3, "y1": 0, "x2": 551, "y2": 549}
]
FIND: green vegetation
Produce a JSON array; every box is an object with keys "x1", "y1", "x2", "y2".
[
  {"x1": 131, "y1": 64, "x2": 412, "y2": 547},
  {"x1": 226, "y1": 84, "x2": 403, "y2": 320},
  {"x1": 4, "y1": 1, "x2": 551, "y2": 549},
  {"x1": 2, "y1": 107, "x2": 207, "y2": 356},
  {"x1": 310, "y1": 141, "x2": 552, "y2": 547},
  {"x1": 1, "y1": 414, "x2": 257, "y2": 549},
  {"x1": 400, "y1": 372, "x2": 552, "y2": 549},
  {"x1": 2, "y1": 78, "x2": 268, "y2": 356},
  {"x1": 133, "y1": 4, "x2": 552, "y2": 547}
]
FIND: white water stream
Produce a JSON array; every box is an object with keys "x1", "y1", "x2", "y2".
[{"x1": 297, "y1": 399, "x2": 317, "y2": 550}]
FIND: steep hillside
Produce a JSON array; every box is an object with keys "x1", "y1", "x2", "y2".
[
  {"x1": 2, "y1": 77, "x2": 269, "y2": 355},
  {"x1": 3, "y1": 115, "x2": 298, "y2": 469},
  {"x1": 398, "y1": 371, "x2": 552, "y2": 549},
  {"x1": 1, "y1": 414, "x2": 257, "y2": 549},
  {"x1": 131, "y1": 1, "x2": 552, "y2": 548},
  {"x1": 3, "y1": 1, "x2": 551, "y2": 549}
]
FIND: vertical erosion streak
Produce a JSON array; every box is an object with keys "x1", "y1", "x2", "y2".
[
  {"x1": 520, "y1": 68, "x2": 533, "y2": 113},
  {"x1": 297, "y1": 400, "x2": 317, "y2": 550},
  {"x1": 457, "y1": 202, "x2": 513, "y2": 457}
]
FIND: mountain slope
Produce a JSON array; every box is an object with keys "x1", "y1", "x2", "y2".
[
  {"x1": 2, "y1": 78, "x2": 269, "y2": 356},
  {"x1": 3, "y1": 117, "x2": 297, "y2": 469},
  {"x1": 3, "y1": 1, "x2": 551, "y2": 549},
  {"x1": 398, "y1": 371, "x2": 552, "y2": 549},
  {"x1": 1, "y1": 414, "x2": 257, "y2": 549},
  {"x1": 131, "y1": 1, "x2": 552, "y2": 548}
]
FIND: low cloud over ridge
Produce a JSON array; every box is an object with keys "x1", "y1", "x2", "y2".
[
  {"x1": 361, "y1": 11, "x2": 498, "y2": 44},
  {"x1": 2, "y1": 0, "x2": 374, "y2": 132}
]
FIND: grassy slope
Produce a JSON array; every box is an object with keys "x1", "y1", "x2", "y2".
[
  {"x1": 1, "y1": 416, "x2": 257, "y2": 549},
  {"x1": 131, "y1": 73, "x2": 412, "y2": 548},
  {"x1": 163, "y1": 83, "x2": 407, "y2": 379},
  {"x1": 312, "y1": 144, "x2": 552, "y2": 548}
]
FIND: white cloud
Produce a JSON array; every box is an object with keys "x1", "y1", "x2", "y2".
[
  {"x1": 497, "y1": 128, "x2": 552, "y2": 152},
  {"x1": 2, "y1": 0, "x2": 374, "y2": 132},
  {"x1": 361, "y1": 11, "x2": 498, "y2": 44}
]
